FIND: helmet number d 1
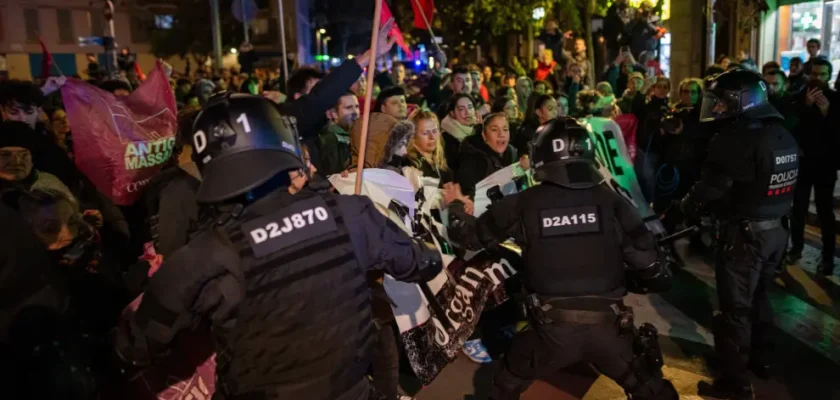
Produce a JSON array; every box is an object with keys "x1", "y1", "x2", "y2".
[{"x1": 236, "y1": 113, "x2": 252, "y2": 133}]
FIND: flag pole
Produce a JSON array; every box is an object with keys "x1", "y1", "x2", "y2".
[
  {"x1": 413, "y1": 0, "x2": 445, "y2": 66},
  {"x1": 413, "y1": 0, "x2": 436, "y2": 40},
  {"x1": 353, "y1": 0, "x2": 384, "y2": 195},
  {"x1": 276, "y1": 0, "x2": 289, "y2": 83}
]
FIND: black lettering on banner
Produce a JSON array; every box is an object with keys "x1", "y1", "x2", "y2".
[
  {"x1": 241, "y1": 197, "x2": 337, "y2": 258},
  {"x1": 540, "y1": 205, "x2": 602, "y2": 237}
]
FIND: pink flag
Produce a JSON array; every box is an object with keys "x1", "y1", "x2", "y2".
[
  {"x1": 60, "y1": 62, "x2": 178, "y2": 205},
  {"x1": 381, "y1": 1, "x2": 412, "y2": 59}
]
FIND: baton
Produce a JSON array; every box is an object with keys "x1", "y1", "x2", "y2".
[{"x1": 657, "y1": 226, "x2": 700, "y2": 246}]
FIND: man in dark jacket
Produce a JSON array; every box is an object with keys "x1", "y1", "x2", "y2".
[
  {"x1": 317, "y1": 92, "x2": 359, "y2": 175},
  {"x1": 788, "y1": 58, "x2": 839, "y2": 275},
  {"x1": 280, "y1": 19, "x2": 396, "y2": 178}
]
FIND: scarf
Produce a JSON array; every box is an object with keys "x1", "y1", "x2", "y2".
[{"x1": 441, "y1": 115, "x2": 474, "y2": 142}]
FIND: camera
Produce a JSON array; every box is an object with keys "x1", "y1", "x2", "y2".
[{"x1": 660, "y1": 106, "x2": 693, "y2": 135}]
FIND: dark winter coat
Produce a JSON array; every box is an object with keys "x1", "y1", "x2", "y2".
[{"x1": 456, "y1": 133, "x2": 518, "y2": 199}]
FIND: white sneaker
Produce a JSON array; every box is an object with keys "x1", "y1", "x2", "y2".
[{"x1": 462, "y1": 338, "x2": 493, "y2": 364}]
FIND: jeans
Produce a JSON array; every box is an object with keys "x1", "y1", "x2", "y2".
[
  {"x1": 634, "y1": 149, "x2": 659, "y2": 204},
  {"x1": 789, "y1": 165, "x2": 836, "y2": 261}
]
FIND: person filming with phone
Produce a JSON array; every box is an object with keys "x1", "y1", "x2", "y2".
[{"x1": 787, "y1": 58, "x2": 839, "y2": 275}]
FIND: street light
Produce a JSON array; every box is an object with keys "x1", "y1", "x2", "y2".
[
  {"x1": 532, "y1": 7, "x2": 545, "y2": 21},
  {"x1": 315, "y1": 29, "x2": 324, "y2": 66},
  {"x1": 323, "y1": 36, "x2": 331, "y2": 70}
]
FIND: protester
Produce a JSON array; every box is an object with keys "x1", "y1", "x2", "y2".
[
  {"x1": 377, "y1": 86, "x2": 409, "y2": 120},
  {"x1": 142, "y1": 108, "x2": 202, "y2": 258},
  {"x1": 788, "y1": 56, "x2": 806, "y2": 93},
  {"x1": 491, "y1": 95, "x2": 522, "y2": 138},
  {"x1": 0, "y1": 81, "x2": 81, "y2": 192},
  {"x1": 407, "y1": 111, "x2": 454, "y2": 184},
  {"x1": 0, "y1": 122, "x2": 76, "y2": 203},
  {"x1": 788, "y1": 58, "x2": 838, "y2": 275},
  {"x1": 456, "y1": 113, "x2": 525, "y2": 198},
  {"x1": 318, "y1": 92, "x2": 360, "y2": 175},
  {"x1": 517, "y1": 94, "x2": 558, "y2": 156},
  {"x1": 441, "y1": 93, "x2": 478, "y2": 172}
]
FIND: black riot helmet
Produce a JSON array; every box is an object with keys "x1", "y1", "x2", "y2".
[
  {"x1": 529, "y1": 117, "x2": 604, "y2": 189},
  {"x1": 699, "y1": 69, "x2": 782, "y2": 123},
  {"x1": 191, "y1": 93, "x2": 305, "y2": 203}
]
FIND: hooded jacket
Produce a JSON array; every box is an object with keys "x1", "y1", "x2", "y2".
[
  {"x1": 456, "y1": 133, "x2": 518, "y2": 199},
  {"x1": 348, "y1": 113, "x2": 415, "y2": 323},
  {"x1": 349, "y1": 112, "x2": 414, "y2": 170}
]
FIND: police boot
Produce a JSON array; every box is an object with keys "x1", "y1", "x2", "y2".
[
  {"x1": 710, "y1": 313, "x2": 753, "y2": 399},
  {"x1": 489, "y1": 368, "x2": 529, "y2": 400},
  {"x1": 633, "y1": 379, "x2": 678, "y2": 400},
  {"x1": 748, "y1": 323, "x2": 774, "y2": 380},
  {"x1": 710, "y1": 377, "x2": 753, "y2": 400}
]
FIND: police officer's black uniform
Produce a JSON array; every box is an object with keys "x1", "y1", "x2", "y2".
[
  {"x1": 446, "y1": 118, "x2": 678, "y2": 400},
  {"x1": 114, "y1": 94, "x2": 443, "y2": 400},
  {"x1": 680, "y1": 70, "x2": 798, "y2": 399}
]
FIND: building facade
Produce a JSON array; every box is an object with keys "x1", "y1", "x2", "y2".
[
  {"x1": 757, "y1": 0, "x2": 840, "y2": 80},
  {"x1": 0, "y1": 0, "x2": 311, "y2": 80},
  {"x1": 0, "y1": 0, "x2": 168, "y2": 79}
]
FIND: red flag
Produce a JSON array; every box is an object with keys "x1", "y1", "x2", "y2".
[
  {"x1": 380, "y1": 1, "x2": 412, "y2": 59},
  {"x1": 38, "y1": 38, "x2": 53, "y2": 79},
  {"x1": 60, "y1": 62, "x2": 178, "y2": 205},
  {"x1": 412, "y1": 0, "x2": 435, "y2": 30}
]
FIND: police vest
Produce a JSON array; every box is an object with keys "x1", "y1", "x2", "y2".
[
  {"x1": 516, "y1": 183, "x2": 625, "y2": 297},
  {"x1": 214, "y1": 191, "x2": 375, "y2": 399},
  {"x1": 728, "y1": 123, "x2": 799, "y2": 220}
]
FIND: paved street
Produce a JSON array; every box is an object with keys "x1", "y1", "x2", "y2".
[{"x1": 398, "y1": 236, "x2": 840, "y2": 400}]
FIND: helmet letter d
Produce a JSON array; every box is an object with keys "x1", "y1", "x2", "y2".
[
  {"x1": 193, "y1": 130, "x2": 207, "y2": 153},
  {"x1": 552, "y1": 138, "x2": 566, "y2": 152}
]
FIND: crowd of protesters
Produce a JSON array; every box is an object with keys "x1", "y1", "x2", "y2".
[{"x1": 0, "y1": 2, "x2": 838, "y2": 398}]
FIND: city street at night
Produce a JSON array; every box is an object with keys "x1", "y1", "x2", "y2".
[{"x1": 408, "y1": 236, "x2": 840, "y2": 400}]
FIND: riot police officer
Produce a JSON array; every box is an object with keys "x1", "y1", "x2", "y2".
[
  {"x1": 680, "y1": 69, "x2": 798, "y2": 399},
  {"x1": 442, "y1": 117, "x2": 678, "y2": 400},
  {"x1": 114, "y1": 94, "x2": 443, "y2": 400}
]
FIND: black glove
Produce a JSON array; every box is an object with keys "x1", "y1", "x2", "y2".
[{"x1": 679, "y1": 195, "x2": 701, "y2": 227}]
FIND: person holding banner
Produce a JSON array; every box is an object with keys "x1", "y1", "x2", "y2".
[
  {"x1": 115, "y1": 94, "x2": 442, "y2": 400},
  {"x1": 442, "y1": 117, "x2": 677, "y2": 400}
]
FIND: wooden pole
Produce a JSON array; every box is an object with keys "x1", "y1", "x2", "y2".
[
  {"x1": 354, "y1": 0, "x2": 384, "y2": 195},
  {"x1": 276, "y1": 0, "x2": 289, "y2": 82}
]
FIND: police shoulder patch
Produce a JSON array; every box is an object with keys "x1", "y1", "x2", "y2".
[
  {"x1": 240, "y1": 196, "x2": 337, "y2": 258},
  {"x1": 767, "y1": 148, "x2": 798, "y2": 197},
  {"x1": 539, "y1": 205, "x2": 602, "y2": 237}
]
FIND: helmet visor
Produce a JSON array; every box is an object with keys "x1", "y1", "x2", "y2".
[{"x1": 699, "y1": 90, "x2": 739, "y2": 122}]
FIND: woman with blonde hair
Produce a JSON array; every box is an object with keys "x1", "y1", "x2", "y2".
[{"x1": 407, "y1": 111, "x2": 453, "y2": 184}]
